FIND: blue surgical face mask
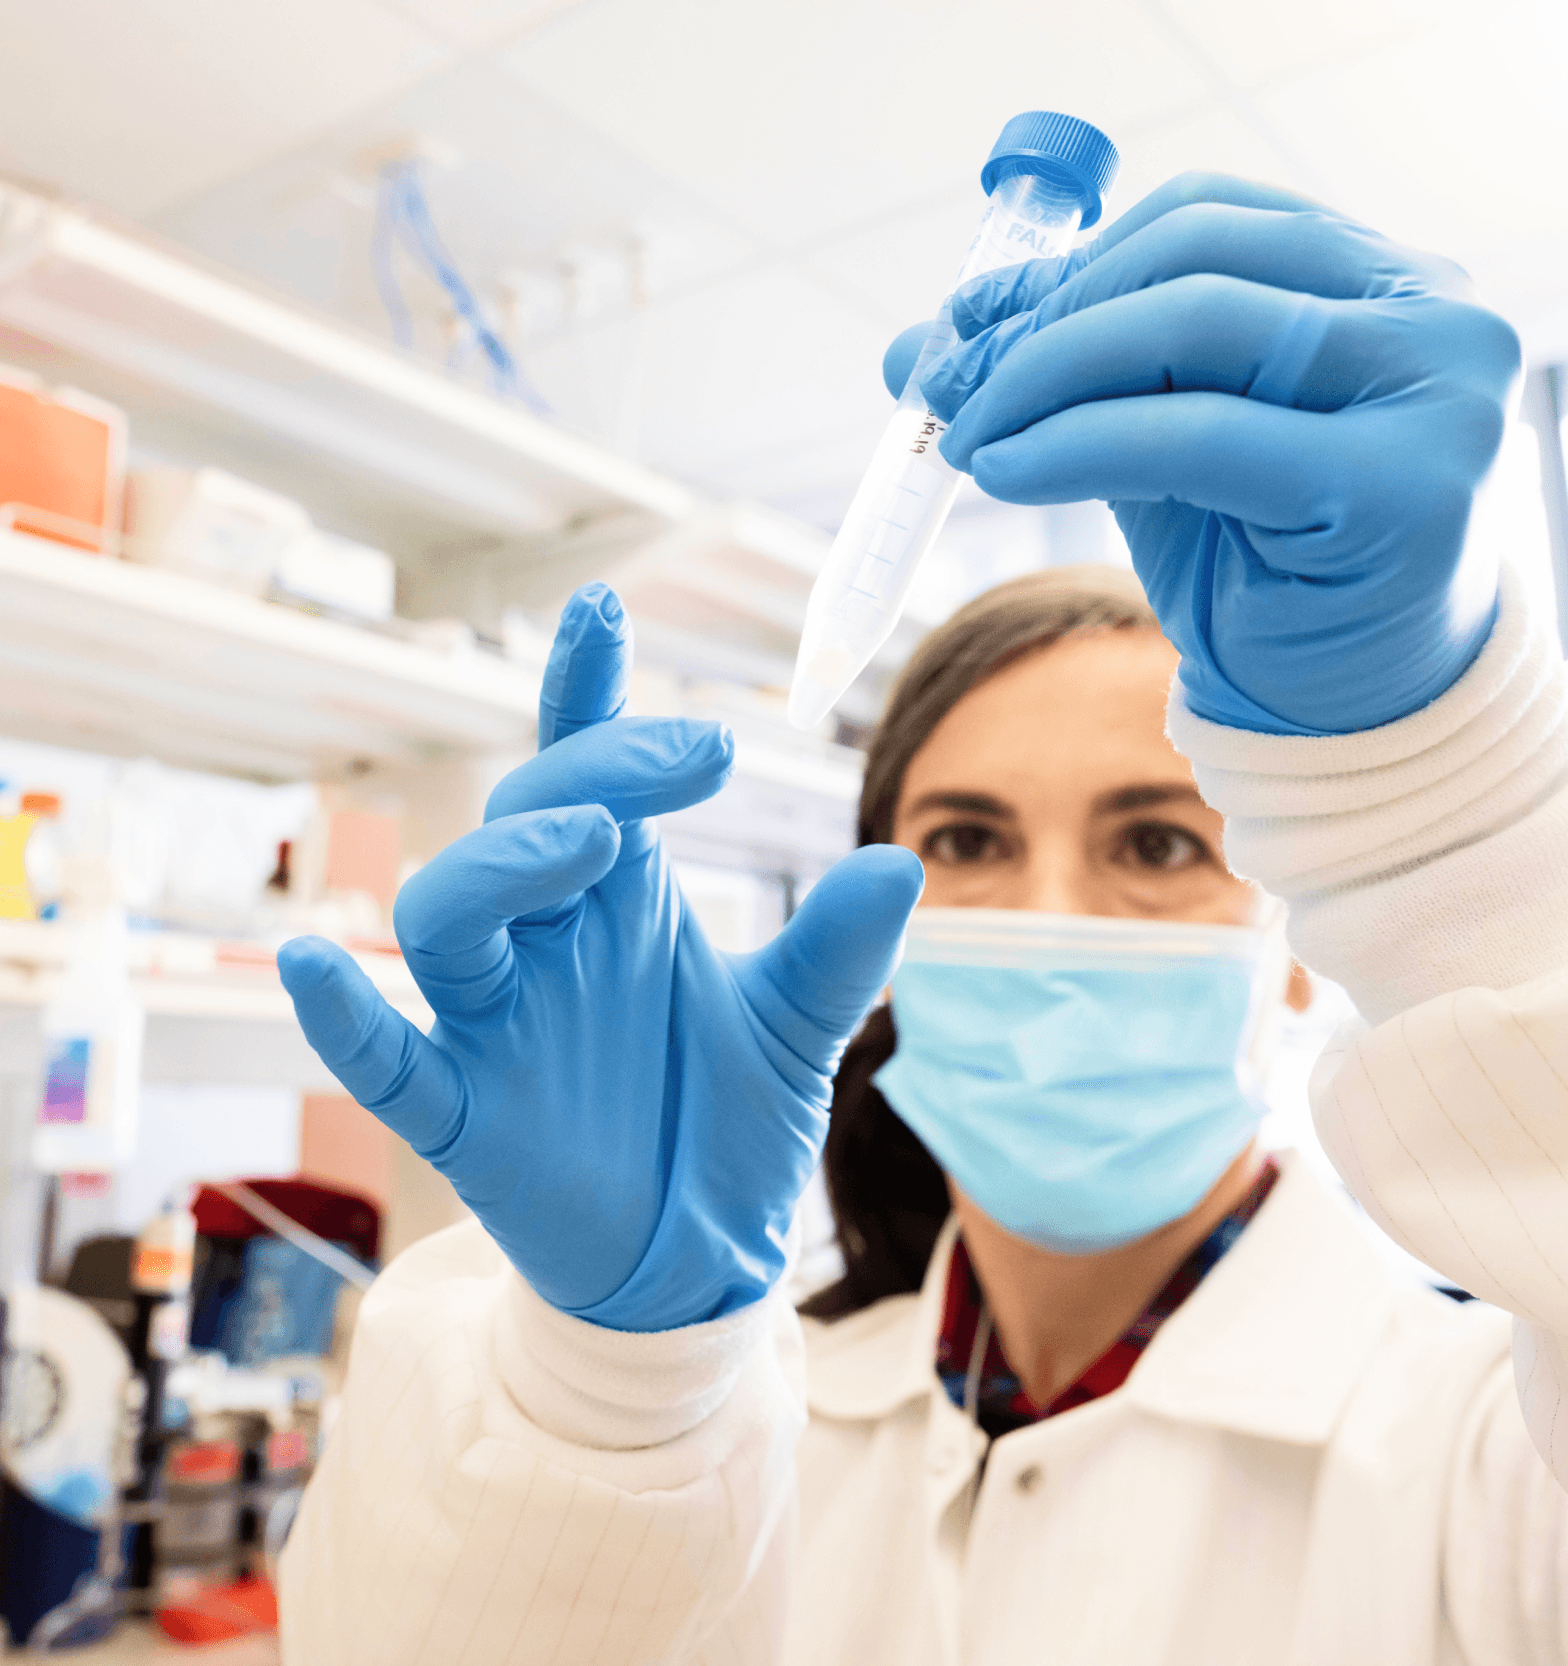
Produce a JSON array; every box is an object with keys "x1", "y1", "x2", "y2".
[{"x1": 872, "y1": 908, "x2": 1287, "y2": 1255}]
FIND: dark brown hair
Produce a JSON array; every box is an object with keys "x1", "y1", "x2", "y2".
[{"x1": 800, "y1": 564, "x2": 1158, "y2": 1320}]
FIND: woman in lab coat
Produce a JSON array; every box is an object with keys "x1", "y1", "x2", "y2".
[{"x1": 276, "y1": 175, "x2": 1568, "y2": 1664}]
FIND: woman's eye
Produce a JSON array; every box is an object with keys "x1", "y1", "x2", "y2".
[
  {"x1": 1123, "y1": 822, "x2": 1208, "y2": 871},
  {"x1": 922, "y1": 824, "x2": 1006, "y2": 865}
]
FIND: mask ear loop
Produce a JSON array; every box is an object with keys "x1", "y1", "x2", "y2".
[{"x1": 963, "y1": 1303, "x2": 995, "y2": 1424}]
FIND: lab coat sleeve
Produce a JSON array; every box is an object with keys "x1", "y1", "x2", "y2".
[
  {"x1": 1165, "y1": 556, "x2": 1568, "y2": 1503},
  {"x1": 278, "y1": 1218, "x2": 805, "y2": 1666}
]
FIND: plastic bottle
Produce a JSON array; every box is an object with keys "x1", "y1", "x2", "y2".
[
  {"x1": 0, "y1": 778, "x2": 38, "y2": 919},
  {"x1": 31, "y1": 905, "x2": 145, "y2": 1175},
  {"x1": 124, "y1": 1190, "x2": 197, "y2": 1593},
  {"x1": 22, "y1": 791, "x2": 66, "y2": 920}
]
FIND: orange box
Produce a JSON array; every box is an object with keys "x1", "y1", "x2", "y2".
[
  {"x1": 300, "y1": 1092, "x2": 392, "y2": 1209},
  {"x1": 323, "y1": 810, "x2": 401, "y2": 912},
  {"x1": 0, "y1": 366, "x2": 126, "y2": 551}
]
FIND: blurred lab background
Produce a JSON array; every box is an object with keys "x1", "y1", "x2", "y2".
[{"x1": 0, "y1": 0, "x2": 1564, "y2": 1652}]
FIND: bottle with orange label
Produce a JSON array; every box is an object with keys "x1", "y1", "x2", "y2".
[
  {"x1": 124, "y1": 1190, "x2": 197, "y2": 1594},
  {"x1": 130, "y1": 1194, "x2": 196, "y2": 1326},
  {"x1": 22, "y1": 791, "x2": 65, "y2": 920}
]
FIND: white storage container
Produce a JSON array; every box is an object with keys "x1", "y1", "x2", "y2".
[
  {"x1": 123, "y1": 467, "x2": 310, "y2": 596},
  {"x1": 274, "y1": 528, "x2": 395, "y2": 623}
]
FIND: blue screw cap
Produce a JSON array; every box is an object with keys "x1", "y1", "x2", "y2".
[{"x1": 981, "y1": 112, "x2": 1120, "y2": 228}]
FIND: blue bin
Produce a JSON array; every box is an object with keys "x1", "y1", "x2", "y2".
[{"x1": 0, "y1": 1475, "x2": 119, "y2": 1648}]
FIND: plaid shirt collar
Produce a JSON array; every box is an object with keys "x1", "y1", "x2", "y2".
[{"x1": 935, "y1": 1159, "x2": 1282, "y2": 1438}]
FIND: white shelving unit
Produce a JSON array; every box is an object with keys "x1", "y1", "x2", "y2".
[
  {"x1": 0, "y1": 180, "x2": 869, "y2": 1102},
  {"x1": 0, "y1": 184, "x2": 691, "y2": 549},
  {"x1": 0, "y1": 529, "x2": 542, "y2": 779},
  {"x1": 0, "y1": 177, "x2": 873, "y2": 790},
  {"x1": 0, "y1": 529, "x2": 862, "y2": 807},
  {"x1": 0, "y1": 179, "x2": 858, "y2": 689},
  {"x1": 0, "y1": 917, "x2": 428, "y2": 1027},
  {"x1": 0, "y1": 918, "x2": 417, "y2": 1094},
  {"x1": 0, "y1": 180, "x2": 873, "y2": 1285}
]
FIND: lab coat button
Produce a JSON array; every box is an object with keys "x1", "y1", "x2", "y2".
[{"x1": 1013, "y1": 1463, "x2": 1043, "y2": 1496}]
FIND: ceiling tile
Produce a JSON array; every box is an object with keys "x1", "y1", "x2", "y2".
[
  {"x1": 527, "y1": 266, "x2": 896, "y2": 503},
  {"x1": 511, "y1": 262, "x2": 896, "y2": 513},
  {"x1": 153, "y1": 60, "x2": 761, "y2": 333},
  {"x1": 1152, "y1": 0, "x2": 1472, "y2": 93},
  {"x1": 387, "y1": 0, "x2": 589, "y2": 48},
  {"x1": 806, "y1": 188, "x2": 991, "y2": 334},
  {"x1": 1097, "y1": 100, "x2": 1311, "y2": 219},
  {"x1": 0, "y1": 0, "x2": 450, "y2": 216},
  {"x1": 805, "y1": 101, "x2": 1302, "y2": 338},
  {"x1": 498, "y1": 0, "x2": 1210, "y2": 248},
  {"x1": 695, "y1": 416, "x2": 895, "y2": 529},
  {"x1": 1251, "y1": 0, "x2": 1568, "y2": 305}
]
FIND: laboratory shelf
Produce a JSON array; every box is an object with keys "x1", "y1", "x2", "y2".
[
  {"x1": 0, "y1": 529, "x2": 864, "y2": 805},
  {"x1": 0, "y1": 179, "x2": 836, "y2": 667},
  {"x1": 0, "y1": 912, "x2": 429, "y2": 1066},
  {"x1": 0, "y1": 925, "x2": 408, "y2": 1091},
  {"x1": 0, "y1": 181, "x2": 691, "y2": 550},
  {"x1": 0, "y1": 527, "x2": 543, "y2": 779},
  {"x1": 0, "y1": 917, "x2": 431, "y2": 1029},
  {"x1": 0, "y1": 182, "x2": 873, "y2": 876}
]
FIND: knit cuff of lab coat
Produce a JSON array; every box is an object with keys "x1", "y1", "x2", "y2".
[
  {"x1": 495, "y1": 1269, "x2": 782, "y2": 1451},
  {"x1": 1166, "y1": 561, "x2": 1568, "y2": 1024}
]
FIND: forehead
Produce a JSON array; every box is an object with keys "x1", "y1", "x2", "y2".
[{"x1": 900, "y1": 628, "x2": 1186, "y2": 799}]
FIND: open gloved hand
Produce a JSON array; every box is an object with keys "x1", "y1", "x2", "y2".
[
  {"x1": 278, "y1": 585, "x2": 922, "y2": 1332},
  {"x1": 886, "y1": 175, "x2": 1522, "y2": 735}
]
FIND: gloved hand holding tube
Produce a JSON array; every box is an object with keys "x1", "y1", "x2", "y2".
[
  {"x1": 887, "y1": 174, "x2": 1523, "y2": 736},
  {"x1": 278, "y1": 585, "x2": 923, "y2": 1332}
]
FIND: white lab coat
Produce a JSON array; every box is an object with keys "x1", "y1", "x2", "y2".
[
  {"x1": 281, "y1": 1158, "x2": 1563, "y2": 1665},
  {"x1": 281, "y1": 564, "x2": 1568, "y2": 1664}
]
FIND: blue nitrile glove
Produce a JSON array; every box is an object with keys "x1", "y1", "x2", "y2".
[
  {"x1": 278, "y1": 585, "x2": 922, "y2": 1331},
  {"x1": 887, "y1": 176, "x2": 1522, "y2": 735}
]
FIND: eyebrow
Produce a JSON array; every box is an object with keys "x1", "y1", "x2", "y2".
[
  {"x1": 902, "y1": 790, "x2": 1018, "y2": 820},
  {"x1": 1090, "y1": 783, "x2": 1208, "y2": 815},
  {"x1": 902, "y1": 783, "x2": 1208, "y2": 820}
]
